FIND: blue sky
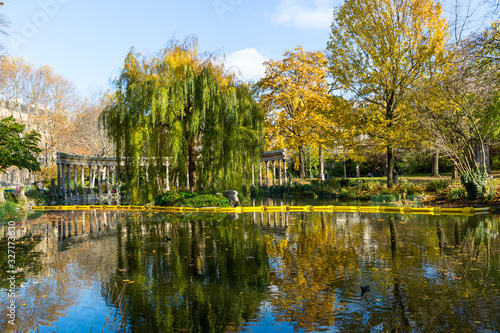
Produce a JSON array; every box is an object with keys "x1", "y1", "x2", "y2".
[
  {"x1": 0, "y1": 0, "x2": 340, "y2": 96},
  {"x1": 0, "y1": 0, "x2": 495, "y2": 97}
]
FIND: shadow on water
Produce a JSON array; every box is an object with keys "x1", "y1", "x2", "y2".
[{"x1": 0, "y1": 198, "x2": 500, "y2": 332}]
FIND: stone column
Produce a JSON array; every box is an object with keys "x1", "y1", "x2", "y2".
[
  {"x1": 259, "y1": 163, "x2": 262, "y2": 187},
  {"x1": 0, "y1": 187, "x2": 5, "y2": 203},
  {"x1": 57, "y1": 162, "x2": 61, "y2": 192},
  {"x1": 97, "y1": 165, "x2": 102, "y2": 195},
  {"x1": 73, "y1": 164, "x2": 78, "y2": 194},
  {"x1": 112, "y1": 166, "x2": 115, "y2": 187},
  {"x1": 265, "y1": 161, "x2": 269, "y2": 187},
  {"x1": 284, "y1": 162, "x2": 287, "y2": 184},
  {"x1": 61, "y1": 163, "x2": 66, "y2": 193},
  {"x1": 252, "y1": 164, "x2": 255, "y2": 187},
  {"x1": 165, "y1": 161, "x2": 170, "y2": 191},
  {"x1": 279, "y1": 160, "x2": 282, "y2": 186},
  {"x1": 272, "y1": 161, "x2": 276, "y2": 187},
  {"x1": 106, "y1": 165, "x2": 111, "y2": 196},
  {"x1": 89, "y1": 164, "x2": 93, "y2": 194},
  {"x1": 66, "y1": 164, "x2": 71, "y2": 195},
  {"x1": 81, "y1": 165, "x2": 85, "y2": 194}
]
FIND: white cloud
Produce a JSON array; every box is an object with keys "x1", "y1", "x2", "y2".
[
  {"x1": 225, "y1": 48, "x2": 267, "y2": 82},
  {"x1": 272, "y1": 0, "x2": 333, "y2": 30}
]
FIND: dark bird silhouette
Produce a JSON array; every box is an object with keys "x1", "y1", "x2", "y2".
[
  {"x1": 360, "y1": 285, "x2": 370, "y2": 297},
  {"x1": 165, "y1": 236, "x2": 173, "y2": 241}
]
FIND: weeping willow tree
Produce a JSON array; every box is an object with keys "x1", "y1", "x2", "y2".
[{"x1": 101, "y1": 38, "x2": 264, "y2": 203}]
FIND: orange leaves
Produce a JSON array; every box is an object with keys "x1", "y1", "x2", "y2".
[{"x1": 257, "y1": 46, "x2": 334, "y2": 151}]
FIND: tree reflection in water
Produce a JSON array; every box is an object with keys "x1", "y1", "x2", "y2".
[{"x1": 0, "y1": 207, "x2": 499, "y2": 332}]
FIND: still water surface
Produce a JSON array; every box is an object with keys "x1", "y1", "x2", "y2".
[{"x1": 1, "y1": 200, "x2": 500, "y2": 332}]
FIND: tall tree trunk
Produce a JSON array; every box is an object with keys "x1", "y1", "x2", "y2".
[
  {"x1": 308, "y1": 147, "x2": 312, "y2": 179},
  {"x1": 319, "y1": 146, "x2": 324, "y2": 181},
  {"x1": 343, "y1": 158, "x2": 347, "y2": 178},
  {"x1": 188, "y1": 140, "x2": 197, "y2": 192},
  {"x1": 431, "y1": 150, "x2": 440, "y2": 177},
  {"x1": 298, "y1": 145, "x2": 306, "y2": 178},
  {"x1": 387, "y1": 146, "x2": 394, "y2": 188}
]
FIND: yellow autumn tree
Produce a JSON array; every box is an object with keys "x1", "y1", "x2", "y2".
[
  {"x1": 257, "y1": 46, "x2": 332, "y2": 178},
  {"x1": 327, "y1": 0, "x2": 448, "y2": 187}
]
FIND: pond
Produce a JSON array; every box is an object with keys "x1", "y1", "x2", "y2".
[{"x1": 1, "y1": 199, "x2": 500, "y2": 332}]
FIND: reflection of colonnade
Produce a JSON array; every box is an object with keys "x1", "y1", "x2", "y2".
[{"x1": 56, "y1": 210, "x2": 122, "y2": 243}]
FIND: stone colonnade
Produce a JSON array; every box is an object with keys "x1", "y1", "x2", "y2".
[
  {"x1": 56, "y1": 152, "x2": 118, "y2": 197},
  {"x1": 256, "y1": 149, "x2": 290, "y2": 188},
  {"x1": 55, "y1": 150, "x2": 287, "y2": 196}
]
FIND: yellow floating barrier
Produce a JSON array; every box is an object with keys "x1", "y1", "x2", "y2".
[
  {"x1": 219, "y1": 207, "x2": 237, "y2": 213},
  {"x1": 379, "y1": 206, "x2": 403, "y2": 213},
  {"x1": 241, "y1": 207, "x2": 261, "y2": 213},
  {"x1": 357, "y1": 206, "x2": 380, "y2": 212},
  {"x1": 285, "y1": 206, "x2": 307, "y2": 212},
  {"x1": 30, "y1": 204, "x2": 490, "y2": 216},
  {"x1": 332, "y1": 206, "x2": 358, "y2": 212},
  {"x1": 311, "y1": 206, "x2": 331, "y2": 212},
  {"x1": 199, "y1": 207, "x2": 218, "y2": 213},
  {"x1": 472, "y1": 207, "x2": 489, "y2": 213},
  {"x1": 265, "y1": 206, "x2": 284, "y2": 212},
  {"x1": 402, "y1": 207, "x2": 434, "y2": 213},
  {"x1": 440, "y1": 207, "x2": 470, "y2": 213}
]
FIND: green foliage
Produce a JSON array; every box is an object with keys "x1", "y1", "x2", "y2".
[
  {"x1": 0, "y1": 116, "x2": 41, "y2": 173},
  {"x1": 327, "y1": 0, "x2": 448, "y2": 188},
  {"x1": 25, "y1": 188, "x2": 47, "y2": 205},
  {"x1": 491, "y1": 155, "x2": 500, "y2": 170},
  {"x1": 0, "y1": 201, "x2": 18, "y2": 220},
  {"x1": 460, "y1": 169, "x2": 489, "y2": 200},
  {"x1": 447, "y1": 187, "x2": 467, "y2": 200},
  {"x1": 357, "y1": 193, "x2": 371, "y2": 201},
  {"x1": 155, "y1": 191, "x2": 230, "y2": 208},
  {"x1": 321, "y1": 179, "x2": 342, "y2": 190},
  {"x1": 361, "y1": 180, "x2": 383, "y2": 191},
  {"x1": 396, "y1": 180, "x2": 421, "y2": 195},
  {"x1": 302, "y1": 191, "x2": 318, "y2": 198},
  {"x1": 102, "y1": 38, "x2": 263, "y2": 203},
  {"x1": 339, "y1": 178, "x2": 359, "y2": 188},
  {"x1": 338, "y1": 189, "x2": 357, "y2": 201},
  {"x1": 426, "y1": 179, "x2": 451, "y2": 192}
]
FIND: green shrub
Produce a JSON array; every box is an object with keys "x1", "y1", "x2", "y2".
[
  {"x1": 338, "y1": 189, "x2": 357, "y2": 201},
  {"x1": 491, "y1": 155, "x2": 500, "y2": 170},
  {"x1": 0, "y1": 201, "x2": 19, "y2": 220},
  {"x1": 26, "y1": 188, "x2": 46, "y2": 205},
  {"x1": 460, "y1": 169, "x2": 489, "y2": 200},
  {"x1": 155, "y1": 191, "x2": 230, "y2": 207},
  {"x1": 447, "y1": 187, "x2": 467, "y2": 200},
  {"x1": 339, "y1": 178, "x2": 349, "y2": 188},
  {"x1": 302, "y1": 191, "x2": 318, "y2": 198},
  {"x1": 396, "y1": 180, "x2": 420, "y2": 195},
  {"x1": 358, "y1": 193, "x2": 371, "y2": 201},
  {"x1": 380, "y1": 188, "x2": 395, "y2": 195},
  {"x1": 361, "y1": 180, "x2": 383, "y2": 191},
  {"x1": 426, "y1": 179, "x2": 451, "y2": 192}
]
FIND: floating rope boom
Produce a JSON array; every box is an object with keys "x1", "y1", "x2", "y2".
[{"x1": 31, "y1": 205, "x2": 489, "y2": 216}]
